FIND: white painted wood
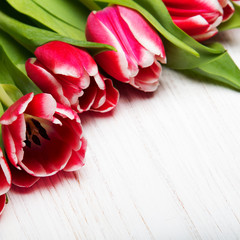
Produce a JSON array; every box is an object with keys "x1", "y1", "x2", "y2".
[{"x1": 0, "y1": 29, "x2": 240, "y2": 240}]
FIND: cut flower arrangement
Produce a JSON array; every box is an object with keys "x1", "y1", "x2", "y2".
[{"x1": 0, "y1": 0, "x2": 240, "y2": 215}]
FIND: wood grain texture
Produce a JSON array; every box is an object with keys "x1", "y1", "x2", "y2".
[{"x1": 0, "y1": 29, "x2": 240, "y2": 240}]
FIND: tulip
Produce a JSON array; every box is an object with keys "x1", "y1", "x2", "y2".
[
  {"x1": 85, "y1": 5, "x2": 166, "y2": 92},
  {"x1": 0, "y1": 93, "x2": 87, "y2": 187},
  {"x1": 162, "y1": 0, "x2": 235, "y2": 41},
  {"x1": 0, "y1": 148, "x2": 11, "y2": 215},
  {"x1": 26, "y1": 41, "x2": 119, "y2": 113}
]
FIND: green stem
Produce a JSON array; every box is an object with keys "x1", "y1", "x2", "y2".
[
  {"x1": 5, "y1": 194, "x2": 8, "y2": 204},
  {"x1": 0, "y1": 84, "x2": 14, "y2": 108},
  {"x1": 77, "y1": 0, "x2": 101, "y2": 11}
]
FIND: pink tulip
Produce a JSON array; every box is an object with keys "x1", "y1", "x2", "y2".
[
  {"x1": 0, "y1": 148, "x2": 11, "y2": 215},
  {"x1": 162, "y1": 0, "x2": 235, "y2": 41},
  {"x1": 0, "y1": 93, "x2": 87, "y2": 187},
  {"x1": 26, "y1": 41, "x2": 119, "y2": 113},
  {"x1": 86, "y1": 6, "x2": 166, "y2": 92}
]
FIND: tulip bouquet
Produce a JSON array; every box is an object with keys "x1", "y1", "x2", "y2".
[{"x1": 0, "y1": 0, "x2": 239, "y2": 215}]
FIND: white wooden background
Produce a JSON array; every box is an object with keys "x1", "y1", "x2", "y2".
[{"x1": 0, "y1": 29, "x2": 240, "y2": 240}]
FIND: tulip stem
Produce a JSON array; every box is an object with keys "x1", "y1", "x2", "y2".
[
  {"x1": 0, "y1": 84, "x2": 14, "y2": 108},
  {"x1": 5, "y1": 194, "x2": 8, "y2": 204}
]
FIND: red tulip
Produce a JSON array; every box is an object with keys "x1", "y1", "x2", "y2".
[
  {"x1": 0, "y1": 148, "x2": 11, "y2": 215},
  {"x1": 26, "y1": 41, "x2": 119, "y2": 113},
  {"x1": 0, "y1": 93, "x2": 87, "y2": 187},
  {"x1": 86, "y1": 6, "x2": 166, "y2": 92},
  {"x1": 162, "y1": 0, "x2": 235, "y2": 41}
]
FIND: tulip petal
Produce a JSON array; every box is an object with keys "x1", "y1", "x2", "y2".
[
  {"x1": 34, "y1": 41, "x2": 84, "y2": 78},
  {"x1": 0, "y1": 93, "x2": 33, "y2": 125},
  {"x1": 67, "y1": 70, "x2": 90, "y2": 89},
  {"x1": 70, "y1": 121, "x2": 83, "y2": 139},
  {"x1": 0, "y1": 150, "x2": 11, "y2": 195},
  {"x1": 76, "y1": 49, "x2": 98, "y2": 77},
  {"x1": 93, "y1": 73, "x2": 105, "y2": 90},
  {"x1": 91, "y1": 77, "x2": 106, "y2": 109},
  {"x1": 0, "y1": 195, "x2": 6, "y2": 215},
  {"x1": 9, "y1": 163, "x2": 39, "y2": 187},
  {"x1": 113, "y1": 7, "x2": 157, "y2": 68},
  {"x1": 55, "y1": 77, "x2": 83, "y2": 112},
  {"x1": 193, "y1": 28, "x2": 218, "y2": 41},
  {"x1": 93, "y1": 7, "x2": 148, "y2": 77},
  {"x1": 78, "y1": 81, "x2": 98, "y2": 112},
  {"x1": 92, "y1": 78, "x2": 119, "y2": 113},
  {"x1": 131, "y1": 61, "x2": 162, "y2": 92},
  {"x1": 26, "y1": 58, "x2": 71, "y2": 108},
  {"x1": 91, "y1": 89, "x2": 106, "y2": 109},
  {"x1": 20, "y1": 132, "x2": 72, "y2": 177},
  {"x1": 162, "y1": 0, "x2": 223, "y2": 14},
  {"x1": 86, "y1": 11, "x2": 130, "y2": 82},
  {"x1": 173, "y1": 15, "x2": 211, "y2": 36},
  {"x1": 56, "y1": 108, "x2": 83, "y2": 137},
  {"x1": 5, "y1": 114, "x2": 25, "y2": 166},
  {"x1": 117, "y1": 6, "x2": 166, "y2": 61},
  {"x1": 222, "y1": 1, "x2": 235, "y2": 21},
  {"x1": 53, "y1": 117, "x2": 83, "y2": 151},
  {"x1": 25, "y1": 93, "x2": 57, "y2": 121},
  {"x1": 64, "y1": 137, "x2": 87, "y2": 172},
  {"x1": 55, "y1": 103, "x2": 80, "y2": 122},
  {"x1": 2, "y1": 126, "x2": 19, "y2": 166}
]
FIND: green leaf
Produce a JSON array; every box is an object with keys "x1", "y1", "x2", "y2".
[
  {"x1": 191, "y1": 43, "x2": 240, "y2": 90},
  {"x1": 0, "y1": 84, "x2": 14, "y2": 108},
  {"x1": 0, "y1": 0, "x2": 34, "y2": 26},
  {"x1": 6, "y1": 0, "x2": 86, "y2": 40},
  {"x1": 219, "y1": 2, "x2": 240, "y2": 31},
  {"x1": 163, "y1": 40, "x2": 223, "y2": 70},
  {"x1": 1, "y1": 84, "x2": 23, "y2": 103},
  {"x1": 0, "y1": 46, "x2": 17, "y2": 85},
  {"x1": 0, "y1": 29, "x2": 31, "y2": 73},
  {"x1": 77, "y1": 0, "x2": 102, "y2": 10},
  {"x1": 0, "y1": 11, "x2": 116, "y2": 54},
  {"x1": 0, "y1": 44, "x2": 41, "y2": 95},
  {"x1": 31, "y1": 0, "x2": 89, "y2": 31},
  {"x1": 0, "y1": 101, "x2": 4, "y2": 118}
]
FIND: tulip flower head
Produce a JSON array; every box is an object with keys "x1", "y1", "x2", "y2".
[
  {"x1": 162, "y1": 0, "x2": 235, "y2": 41},
  {"x1": 0, "y1": 148, "x2": 11, "y2": 215},
  {"x1": 86, "y1": 5, "x2": 166, "y2": 92},
  {"x1": 26, "y1": 41, "x2": 119, "y2": 113},
  {"x1": 0, "y1": 93, "x2": 87, "y2": 187}
]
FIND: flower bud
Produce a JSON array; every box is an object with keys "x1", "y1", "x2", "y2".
[
  {"x1": 86, "y1": 6, "x2": 166, "y2": 92},
  {"x1": 162, "y1": 0, "x2": 235, "y2": 41},
  {"x1": 26, "y1": 41, "x2": 119, "y2": 113}
]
